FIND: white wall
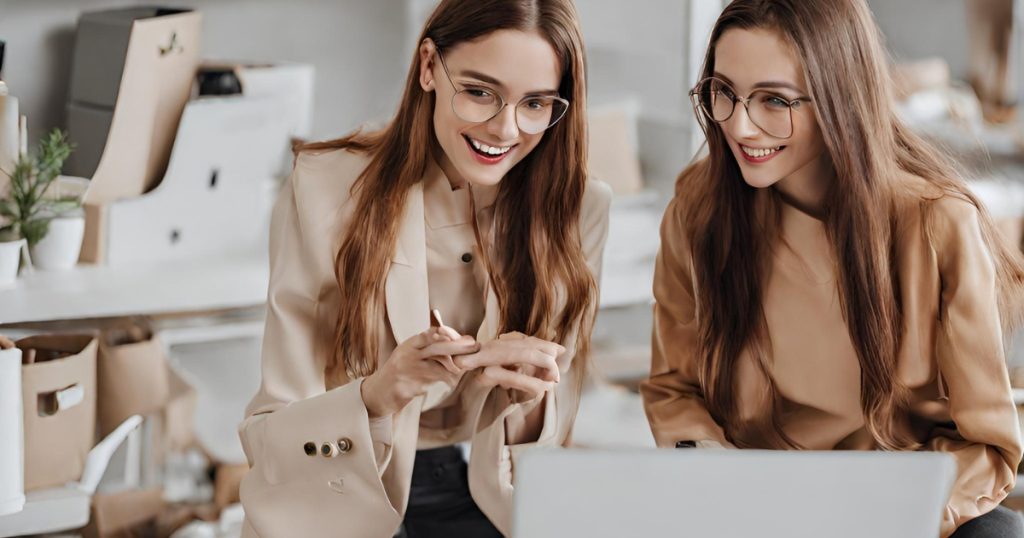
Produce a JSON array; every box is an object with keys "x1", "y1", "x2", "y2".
[
  {"x1": 0, "y1": 0, "x2": 411, "y2": 145},
  {"x1": 0, "y1": 0, "x2": 723, "y2": 188},
  {"x1": 866, "y1": 0, "x2": 970, "y2": 78}
]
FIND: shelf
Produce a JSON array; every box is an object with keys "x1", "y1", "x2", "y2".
[
  {"x1": 0, "y1": 256, "x2": 268, "y2": 325},
  {"x1": 0, "y1": 486, "x2": 90, "y2": 537}
]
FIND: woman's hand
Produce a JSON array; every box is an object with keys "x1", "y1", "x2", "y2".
[
  {"x1": 361, "y1": 327, "x2": 480, "y2": 418},
  {"x1": 454, "y1": 331, "x2": 565, "y2": 401}
]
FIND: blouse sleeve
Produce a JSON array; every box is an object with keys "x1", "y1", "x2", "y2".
[
  {"x1": 640, "y1": 196, "x2": 734, "y2": 448},
  {"x1": 237, "y1": 153, "x2": 404, "y2": 537},
  {"x1": 926, "y1": 196, "x2": 1023, "y2": 537}
]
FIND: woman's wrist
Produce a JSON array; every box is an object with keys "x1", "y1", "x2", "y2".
[{"x1": 361, "y1": 373, "x2": 395, "y2": 418}]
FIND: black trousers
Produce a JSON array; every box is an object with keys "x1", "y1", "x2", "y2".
[
  {"x1": 951, "y1": 506, "x2": 1024, "y2": 538},
  {"x1": 395, "y1": 446, "x2": 504, "y2": 538}
]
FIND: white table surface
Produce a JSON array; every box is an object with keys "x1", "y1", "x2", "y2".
[
  {"x1": 0, "y1": 251, "x2": 654, "y2": 326},
  {"x1": 0, "y1": 256, "x2": 269, "y2": 325},
  {"x1": 0, "y1": 486, "x2": 90, "y2": 537}
]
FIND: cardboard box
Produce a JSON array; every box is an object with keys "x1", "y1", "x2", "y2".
[
  {"x1": 97, "y1": 325, "x2": 170, "y2": 438},
  {"x1": 80, "y1": 487, "x2": 164, "y2": 538},
  {"x1": 69, "y1": 7, "x2": 201, "y2": 199},
  {"x1": 65, "y1": 103, "x2": 115, "y2": 185},
  {"x1": 18, "y1": 334, "x2": 98, "y2": 491},
  {"x1": 212, "y1": 463, "x2": 248, "y2": 510},
  {"x1": 163, "y1": 362, "x2": 197, "y2": 454}
]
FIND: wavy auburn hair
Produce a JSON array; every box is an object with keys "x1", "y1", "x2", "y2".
[{"x1": 301, "y1": 0, "x2": 597, "y2": 408}]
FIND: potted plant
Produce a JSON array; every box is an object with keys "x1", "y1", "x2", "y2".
[
  {"x1": 0, "y1": 129, "x2": 78, "y2": 272},
  {"x1": 0, "y1": 229, "x2": 21, "y2": 287}
]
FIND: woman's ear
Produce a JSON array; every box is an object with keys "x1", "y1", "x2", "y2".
[{"x1": 419, "y1": 39, "x2": 437, "y2": 92}]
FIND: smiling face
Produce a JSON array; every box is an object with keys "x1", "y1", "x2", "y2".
[
  {"x1": 419, "y1": 30, "x2": 562, "y2": 189},
  {"x1": 711, "y1": 27, "x2": 832, "y2": 206}
]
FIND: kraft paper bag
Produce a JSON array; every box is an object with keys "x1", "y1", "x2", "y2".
[
  {"x1": 18, "y1": 334, "x2": 98, "y2": 491},
  {"x1": 97, "y1": 323, "x2": 170, "y2": 438}
]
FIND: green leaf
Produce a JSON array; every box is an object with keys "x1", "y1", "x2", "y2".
[
  {"x1": 0, "y1": 128, "x2": 75, "y2": 247},
  {"x1": 0, "y1": 225, "x2": 19, "y2": 242},
  {"x1": 0, "y1": 199, "x2": 18, "y2": 219},
  {"x1": 42, "y1": 199, "x2": 82, "y2": 218},
  {"x1": 22, "y1": 218, "x2": 51, "y2": 248},
  {"x1": 35, "y1": 129, "x2": 74, "y2": 187}
]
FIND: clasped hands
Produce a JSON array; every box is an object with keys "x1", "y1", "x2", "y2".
[{"x1": 361, "y1": 326, "x2": 564, "y2": 419}]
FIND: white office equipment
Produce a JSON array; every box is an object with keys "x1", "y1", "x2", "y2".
[
  {"x1": 0, "y1": 416, "x2": 142, "y2": 537},
  {"x1": 514, "y1": 448, "x2": 956, "y2": 538},
  {"x1": 0, "y1": 347, "x2": 23, "y2": 517}
]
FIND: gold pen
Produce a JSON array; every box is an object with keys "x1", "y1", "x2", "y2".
[{"x1": 429, "y1": 308, "x2": 463, "y2": 374}]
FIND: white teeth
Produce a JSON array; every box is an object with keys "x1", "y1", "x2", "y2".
[
  {"x1": 741, "y1": 145, "x2": 782, "y2": 158},
  {"x1": 469, "y1": 137, "x2": 511, "y2": 156}
]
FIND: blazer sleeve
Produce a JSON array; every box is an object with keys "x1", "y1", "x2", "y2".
[
  {"x1": 467, "y1": 178, "x2": 613, "y2": 535},
  {"x1": 925, "y1": 196, "x2": 1023, "y2": 537},
  {"x1": 238, "y1": 154, "x2": 404, "y2": 537},
  {"x1": 639, "y1": 196, "x2": 734, "y2": 449}
]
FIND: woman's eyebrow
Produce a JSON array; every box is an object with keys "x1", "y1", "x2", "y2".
[
  {"x1": 458, "y1": 68, "x2": 559, "y2": 96},
  {"x1": 752, "y1": 80, "x2": 805, "y2": 93},
  {"x1": 713, "y1": 71, "x2": 805, "y2": 94}
]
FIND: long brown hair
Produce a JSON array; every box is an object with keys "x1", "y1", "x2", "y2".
[
  {"x1": 303, "y1": 0, "x2": 596, "y2": 399},
  {"x1": 679, "y1": 0, "x2": 1024, "y2": 449}
]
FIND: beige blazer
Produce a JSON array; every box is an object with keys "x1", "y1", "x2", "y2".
[
  {"x1": 642, "y1": 177, "x2": 1023, "y2": 537},
  {"x1": 238, "y1": 147, "x2": 611, "y2": 537}
]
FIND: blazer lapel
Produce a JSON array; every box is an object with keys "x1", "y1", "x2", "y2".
[
  {"x1": 475, "y1": 204, "x2": 500, "y2": 344},
  {"x1": 476, "y1": 282, "x2": 500, "y2": 343},
  {"x1": 385, "y1": 182, "x2": 430, "y2": 346},
  {"x1": 384, "y1": 177, "x2": 502, "y2": 346}
]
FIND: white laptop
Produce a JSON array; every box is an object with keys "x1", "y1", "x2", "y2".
[{"x1": 513, "y1": 449, "x2": 956, "y2": 538}]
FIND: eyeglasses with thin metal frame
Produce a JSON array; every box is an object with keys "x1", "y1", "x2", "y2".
[
  {"x1": 689, "y1": 76, "x2": 813, "y2": 139},
  {"x1": 435, "y1": 50, "x2": 570, "y2": 135}
]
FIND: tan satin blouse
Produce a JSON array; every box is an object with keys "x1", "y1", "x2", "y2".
[{"x1": 642, "y1": 176, "x2": 1023, "y2": 537}]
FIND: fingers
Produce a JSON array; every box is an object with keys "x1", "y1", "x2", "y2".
[
  {"x1": 424, "y1": 357, "x2": 463, "y2": 386},
  {"x1": 437, "y1": 325, "x2": 462, "y2": 341},
  {"x1": 409, "y1": 327, "x2": 475, "y2": 349},
  {"x1": 454, "y1": 341, "x2": 561, "y2": 381},
  {"x1": 496, "y1": 336, "x2": 564, "y2": 359},
  {"x1": 418, "y1": 338, "x2": 479, "y2": 360},
  {"x1": 479, "y1": 365, "x2": 554, "y2": 399},
  {"x1": 430, "y1": 355, "x2": 462, "y2": 375},
  {"x1": 498, "y1": 333, "x2": 565, "y2": 357},
  {"x1": 407, "y1": 329, "x2": 441, "y2": 349},
  {"x1": 525, "y1": 362, "x2": 559, "y2": 382},
  {"x1": 524, "y1": 336, "x2": 565, "y2": 358}
]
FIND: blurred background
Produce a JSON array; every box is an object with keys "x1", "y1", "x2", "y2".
[{"x1": 0, "y1": 1, "x2": 1021, "y2": 536}]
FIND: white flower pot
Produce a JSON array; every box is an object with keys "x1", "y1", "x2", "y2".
[
  {"x1": 0, "y1": 347, "x2": 24, "y2": 516},
  {"x1": 0, "y1": 239, "x2": 24, "y2": 287},
  {"x1": 30, "y1": 216, "x2": 85, "y2": 271}
]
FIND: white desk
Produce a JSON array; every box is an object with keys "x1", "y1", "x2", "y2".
[
  {"x1": 0, "y1": 209, "x2": 665, "y2": 325},
  {"x1": 0, "y1": 256, "x2": 269, "y2": 325},
  {"x1": 0, "y1": 486, "x2": 90, "y2": 537}
]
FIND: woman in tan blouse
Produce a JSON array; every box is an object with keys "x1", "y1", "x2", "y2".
[
  {"x1": 238, "y1": 1, "x2": 610, "y2": 537},
  {"x1": 643, "y1": 0, "x2": 1024, "y2": 536}
]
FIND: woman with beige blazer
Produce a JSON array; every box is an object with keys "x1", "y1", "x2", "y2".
[
  {"x1": 238, "y1": 1, "x2": 609, "y2": 537},
  {"x1": 643, "y1": 1, "x2": 1024, "y2": 536}
]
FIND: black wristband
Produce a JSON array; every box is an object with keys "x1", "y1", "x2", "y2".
[{"x1": 675, "y1": 440, "x2": 697, "y2": 449}]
